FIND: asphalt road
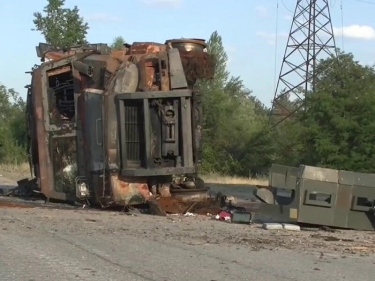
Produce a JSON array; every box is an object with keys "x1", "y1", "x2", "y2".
[{"x1": 0, "y1": 206, "x2": 374, "y2": 281}]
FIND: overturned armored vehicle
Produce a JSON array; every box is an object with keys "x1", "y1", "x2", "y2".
[
  {"x1": 26, "y1": 39, "x2": 214, "y2": 207},
  {"x1": 254, "y1": 164, "x2": 375, "y2": 231}
]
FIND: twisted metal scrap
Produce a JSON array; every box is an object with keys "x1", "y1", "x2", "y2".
[{"x1": 179, "y1": 51, "x2": 215, "y2": 84}]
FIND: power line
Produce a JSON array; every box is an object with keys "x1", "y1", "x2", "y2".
[
  {"x1": 331, "y1": 0, "x2": 338, "y2": 8},
  {"x1": 340, "y1": 0, "x2": 345, "y2": 51},
  {"x1": 353, "y1": 0, "x2": 375, "y2": 4},
  {"x1": 273, "y1": 0, "x2": 280, "y2": 93},
  {"x1": 269, "y1": 0, "x2": 337, "y2": 130},
  {"x1": 281, "y1": 0, "x2": 293, "y2": 13}
]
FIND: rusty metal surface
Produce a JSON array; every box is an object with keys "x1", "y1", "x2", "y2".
[
  {"x1": 158, "y1": 183, "x2": 171, "y2": 197},
  {"x1": 43, "y1": 50, "x2": 86, "y2": 61},
  {"x1": 0, "y1": 201, "x2": 33, "y2": 208},
  {"x1": 129, "y1": 42, "x2": 166, "y2": 55},
  {"x1": 165, "y1": 38, "x2": 207, "y2": 52},
  {"x1": 148, "y1": 196, "x2": 226, "y2": 216},
  {"x1": 154, "y1": 197, "x2": 193, "y2": 214},
  {"x1": 110, "y1": 50, "x2": 127, "y2": 60},
  {"x1": 189, "y1": 201, "x2": 222, "y2": 215},
  {"x1": 110, "y1": 175, "x2": 150, "y2": 205},
  {"x1": 148, "y1": 199, "x2": 167, "y2": 216},
  {"x1": 179, "y1": 50, "x2": 214, "y2": 85},
  {"x1": 27, "y1": 37, "x2": 215, "y2": 208},
  {"x1": 170, "y1": 188, "x2": 209, "y2": 202},
  {"x1": 47, "y1": 65, "x2": 71, "y2": 76},
  {"x1": 32, "y1": 68, "x2": 68, "y2": 201}
]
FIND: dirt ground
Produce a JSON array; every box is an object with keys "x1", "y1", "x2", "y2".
[
  {"x1": 0, "y1": 173, "x2": 375, "y2": 257},
  {"x1": 1, "y1": 174, "x2": 375, "y2": 280},
  {"x1": 1, "y1": 201, "x2": 375, "y2": 258},
  {"x1": 1, "y1": 205, "x2": 375, "y2": 280}
]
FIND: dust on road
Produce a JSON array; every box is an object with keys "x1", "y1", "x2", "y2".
[
  {"x1": 1, "y1": 174, "x2": 375, "y2": 280},
  {"x1": 0, "y1": 206, "x2": 375, "y2": 281}
]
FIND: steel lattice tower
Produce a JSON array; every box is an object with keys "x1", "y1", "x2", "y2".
[{"x1": 269, "y1": 0, "x2": 337, "y2": 129}]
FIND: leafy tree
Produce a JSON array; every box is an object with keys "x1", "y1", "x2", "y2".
[
  {"x1": 199, "y1": 31, "x2": 267, "y2": 176},
  {"x1": 0, "y1": 84, "x2": 27, "y2": 163},
  {"x1": 296, "y1": 51, "x2": 375, "y2": 172},
  {"x1": 111, "y1": 36, "x2": 126, "y2": 50},
  {"x1": 198, "y1": 31, "x2": 235, "y2": 174},
  {"x1": 32, "y1": 0, "x2": 89, "y2": 48}
]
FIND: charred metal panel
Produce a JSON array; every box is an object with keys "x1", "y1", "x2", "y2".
[
  {"x1": 28, "y1": 38, "x2": 214, "y2": 207},
  {"x1": 50, "y1": 134, "x2": 77, "y2": 195},
  {"x1": 113, "y1": 63, "x2": 139, "y2": 93},
  {"x1": 123, "y1": 99, "x2": 144, "y2": 166},
  {"x1": 168, "y1": 48, "x2": 188, "y2": 89},
  {"x1": 158, "y1": 51, "x2": 170, "y2": 92},
  {"x1": 80, "y1": 89, "x2": 104, "y2": 172},
  {"x1": 191, "y1": 86, "x2": 203, "y2": 166},
  {"x1": 130, "y1": 42, "x2": 166, "y2": 55},
  {"x1": 108, "y1": 63, "x2": 139, "y2": 170},
  {"x1": 40, "y1": 58, "x2": 76, "y2": 132},
  {"x1": 26, "y1": 85, "x2": 37, "y2": 178},
  {"x1": 180, "y1": 96, "x2": 193, "y2": 167},
  {"x1": 71, "y1": 63, "x2": 85, "y2": 180},
  {"x1": 72, "y1": 61, "x2": 93, "y2": 77},
  {"x1": 116, "y1": 90, "x2": 191, "y2": 99},
  {"x1": 161, "y1": 99, "x2": 180, "y2": 158},
  {"x1": 82, "y1": 54, "x2": 110, "y2": 90},
  {"x1": 31, "y1": 67, "x2": 71, "y2": 201},
  {"x1": 116, "y1": 90, "x2": 195, "y2": 177},
  {"x1": 110, "y1": 174, "x2": 151, "y2": 205}
]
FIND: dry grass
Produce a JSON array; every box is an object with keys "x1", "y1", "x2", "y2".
[
  {"x1": 201, "y1": 173, "x2": 269, "y2": 186},
  {"x1": 0, "y1": 162, "x2": 31, "y2": 181},
  {"x1": 0, "y1": 162, "x2": 270, "y2": 187}
]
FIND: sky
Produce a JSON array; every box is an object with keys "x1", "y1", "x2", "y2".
[{"x1": 1, "y1": 0, "x2": 375, "y2": 106}]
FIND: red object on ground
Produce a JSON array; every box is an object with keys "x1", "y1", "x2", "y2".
[{"x1": 218, "y1": 210, "x2": 231, "y2": 221}]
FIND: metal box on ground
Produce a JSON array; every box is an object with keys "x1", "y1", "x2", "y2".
[{"x1": 231, "y1": 211, "x2": 252, "y2": 224}]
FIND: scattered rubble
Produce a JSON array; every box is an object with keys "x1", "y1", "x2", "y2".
[
  {"x1": 262, "y1": 223, "x2": 283, "y2": 230},
  {"x1": 215, "y1": 211, "x2": 231, "y2": 221},
  {"x1": 282, "y1": 223, "x2": 301, "y2": 231}
]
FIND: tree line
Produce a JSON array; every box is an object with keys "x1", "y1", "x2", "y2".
[{"x1": 1, "y1": 0, "x2": 374, "y2": 177}]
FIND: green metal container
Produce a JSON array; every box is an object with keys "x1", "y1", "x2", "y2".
[{"x1": 231, "y1": 211, "x2": 252, "y2": 224}]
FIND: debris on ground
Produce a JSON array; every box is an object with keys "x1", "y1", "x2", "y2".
[
  {"x1": 147, "y1": 190, "x2": 258, "y2": 227},
  {"x1": 262, "y1": 223, "x2": 283, "y2": 230},
  {"x1": 0, "y1": 201, "x2": 33, "y2": 208},
  {"x1": 1, "y1": 177, "x2": 369, "y2": 240},
  {"x1": 231, "y1": 211, "x2": 252, "y2": 224},
  {"x1": 215, "y1": 210, "x2": 231, "y2": 221},
  {"x1": 282, "y1": 223, "x2": 301, "y2": 231},
  {"x1": 0, "y1": 178, "x2": 38, "y2": 198},
  {"x1": 184, "y1": 212, "x2": 196, "y2": 217}
]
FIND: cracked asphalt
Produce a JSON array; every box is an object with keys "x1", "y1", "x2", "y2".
[{"x1": 0, "y1": 205, "x2": 375, "y2": 281}]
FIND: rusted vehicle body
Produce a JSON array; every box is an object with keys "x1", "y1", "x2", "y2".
[{"x1": 25, "y1": 39, "x2": 214, "y2": 207}]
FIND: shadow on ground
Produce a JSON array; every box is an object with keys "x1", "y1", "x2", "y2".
[{"x1": 208, "y1": 183, "x2": 257, "y2": 201}]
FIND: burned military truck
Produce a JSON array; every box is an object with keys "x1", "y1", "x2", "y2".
[{"x1": 25, "y1": 39, "x2": 214, "y2": 207}]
